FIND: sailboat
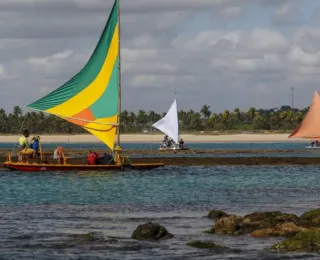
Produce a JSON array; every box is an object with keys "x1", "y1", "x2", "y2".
[
  {"x1": 4, "y1": 0, "x2": 164, "y2": 172},
  {"x1": 289, "y1": 91, "x2": 320, "y2": 148},
  {"x1": 152, "y1": 99, "x2": 189, "y2": 150}
]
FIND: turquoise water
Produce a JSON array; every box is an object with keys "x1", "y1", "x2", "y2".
[
  {"x1": 0, "y1": 141, "x2": 310, "y2": 150},
  {"x1": 1, "y1": 166, "x2": 319, "y2": 259},
  {"x1": 4, "y1": 142, "x2": 320, "y2": 158}
]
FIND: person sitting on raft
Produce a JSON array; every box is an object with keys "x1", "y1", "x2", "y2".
[
  {"x1": 18, "y1": 129, "x2": 36, "y2": 163},
  {"x1": 31, "y1": 136, "x2": 40, "y2": 155},
  {"x1": 53, "y1": 146, "x2": 65, "y2": 164},
  {"x1": 161, "y1": 135, "x2": 168, "y2": 148},
  {"x1": 179, "y1": 138, "x2": 184, "y2": 148},
  {"x1": 87, "y1": 150, "x2": 99, "y2": 165}
]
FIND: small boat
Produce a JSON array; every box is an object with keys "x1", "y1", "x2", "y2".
[
  {"x1": 152, "y1": 99, "x2": 189, "y2": 151},
  {"x1": 289, "y1": 91, "x2": 320, "y2": 149},
  {"x1": 4, "y1": 0, "x2": 164, "y2": 172}
]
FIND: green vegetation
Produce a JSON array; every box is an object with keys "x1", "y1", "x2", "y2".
[
  {"x1": 271, "y1": 230, "x2": 320, "y2": 252},
  {"x1": 0, "y1": 105, "x2": 307, "y2": 134}
]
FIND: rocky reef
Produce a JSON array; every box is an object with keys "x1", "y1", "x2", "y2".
[{"x1": 204, "y1": 208, "x2": 320, "y2": 253}]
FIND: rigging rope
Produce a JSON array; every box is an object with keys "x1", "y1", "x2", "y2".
[{"x1": 11, "y1": 116, "x2": 26, "y2": 155}]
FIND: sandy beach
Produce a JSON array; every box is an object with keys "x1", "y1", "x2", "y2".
[{"x1": 0, "y1": 133, "x2": 305, "y2": 143}]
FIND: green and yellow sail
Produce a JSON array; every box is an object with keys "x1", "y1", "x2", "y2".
[{"x1": 27, "y1": 0, "x2": 119, "y2": 150}]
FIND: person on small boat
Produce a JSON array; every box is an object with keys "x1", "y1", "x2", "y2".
[
  {"x1": 53, "y1": 146, "x2": 65, "y2": 164},
  {"x1": 160, "y1": 135, "x2": 169, "y2": 148},
  {"x1": 96, "y1": 153, "x2": 115, "y2": 165},
  {"x1": 18, "y1": 129, "x2": 36, "y2": 163},
  {"x1": 309, "y1": 140, "x2": 320, "y2": 147},
  {"x1": 310, "y1": 140, "x2": 315, "y2": 147},
  {"x1": 87, "y1": 150, "x2": 99, "y2": 165},
  {"x1": 31, "y1": 136, "x2": 40, "y2": 155},
  {"x1": 179, "y1": 138, "x2": 184, "y2": 148}
]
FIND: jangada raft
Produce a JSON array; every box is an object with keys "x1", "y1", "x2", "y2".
[
  {"x1": 4, "y1": 0, "x2": 164, "y2": 172},
  {"x1": 288, "y1": 91, "x2": 320, "y2": 148},
  {"x1": 152, "y1": 99, "x2": 189, "y2": 151}
]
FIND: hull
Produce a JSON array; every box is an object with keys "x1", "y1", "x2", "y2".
[{"x1": 3, "y1": 162, "x2": 164, "y2": 172}]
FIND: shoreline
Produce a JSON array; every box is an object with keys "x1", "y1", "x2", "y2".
[{"x1": 0, "y1": 133, "x2": 306, "y2": 143}]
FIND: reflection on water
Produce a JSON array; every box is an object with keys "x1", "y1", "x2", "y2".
[{"x1": 0, "y1": 166, "x2": 320, "y2": 259}]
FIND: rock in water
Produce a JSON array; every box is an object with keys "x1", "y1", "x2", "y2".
[
  {"x1": 131, "y1": 222, "x2": 173, "y2": 240},
  {"x1": 242, "y1": 211, "x2": 298, "y2": 225},
  {"x1": 208, "y1": 211, "x2": 300, "y2": 235},
  {"x1": 251, "y1": 222, "x2": 306, "y2": 238},
  {"x1": 214, "y1": 216, "x2": 242, "y2": 235},
  {"x1": 237, "y1": 211, "x2": 299, "y2": 234},
  {"x1": 271, "y1": 230, "x2": 320, "y2": 252},
  {"x1": 187, "y1": 240, "x2": 228, "y2": 249},
  {"x1": 207, "y1": 210, "x2": 229, "y2": 220}
]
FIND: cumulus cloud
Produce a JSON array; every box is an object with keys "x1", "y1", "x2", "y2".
[{"x1": 0, "y1": 0, "x2": 319, "y2": 113}]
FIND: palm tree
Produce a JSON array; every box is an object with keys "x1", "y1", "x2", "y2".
[
  {"x1": 200, "y1": 105, "x2": 211, "y2": 119},
  {"x1": 233, "y1": 108, "x2": 241, "y2": 123},
  {"x1": 0, "y1": 103, "x2": 311, "y2": 134},
  {"x1": 13, "y1": 106, "x2": 22, "y2": 117},
  {"x1": 248, "y1": 107, "x2": 256, "y2": 122},
  {"x1": 0, "y1": 108, "x2": 7, "y2": 133}
]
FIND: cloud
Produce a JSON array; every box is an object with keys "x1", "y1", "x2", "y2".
[{"x1": 0, "y1": 0, "x2": 320, "y2": 113}]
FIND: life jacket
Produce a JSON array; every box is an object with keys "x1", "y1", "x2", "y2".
[
  {"x1": 87, "y1": 152, "x2": 97, "y2": 165},
  {"x1": 31, "y1": 139, "x2": 39, "y2": 151}
]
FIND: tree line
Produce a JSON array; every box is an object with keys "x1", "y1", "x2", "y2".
[{"x1": 0, "y1": 105, "x2": 308, "y2": 134}]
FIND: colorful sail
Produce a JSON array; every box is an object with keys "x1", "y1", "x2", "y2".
[
  {"x1": 152, "y1": 99, "x2": 179, "y2": 143},
  {"x1": 289, "y1": 91, "x2": 320, "y2": 139},
  {"x1": 27, "y1": 0, "x2": 119, "y2": 150}
]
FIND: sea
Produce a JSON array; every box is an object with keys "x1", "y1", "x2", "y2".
[{"x1": 1, "y1": 142, "x2": 320, "y2": 259}]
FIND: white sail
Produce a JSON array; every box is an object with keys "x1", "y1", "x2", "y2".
[{"x1": 152, "y1": 99, "x2": 179, "y2": 143}]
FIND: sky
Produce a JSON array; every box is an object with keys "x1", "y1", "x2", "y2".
[{"x1": 1, "y1": 0, "x2": 320, "y2": 113}]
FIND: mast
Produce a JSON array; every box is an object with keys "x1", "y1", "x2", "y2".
[
  {"x1": 291, "y1": 87, "x2": 294, "y2": 109},
  {"x1": 116, "y1": 0, "x2": 121, "y2": 147},
  {"x1": 174, "y1": 89, "x2": 179, "y2": 142}
]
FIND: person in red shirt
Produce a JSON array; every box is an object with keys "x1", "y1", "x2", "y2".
[{"x1": 87, "y1": 150, "x2": 99, "y2": 165}]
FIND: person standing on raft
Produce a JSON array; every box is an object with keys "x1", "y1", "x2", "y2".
[{"x1": 18, "y1": 129, "x2": 36, "y2": 163}]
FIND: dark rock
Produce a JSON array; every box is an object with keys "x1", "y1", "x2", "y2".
[
  {"x1": 131, "y1": 222, "x2": 173, "y2": 240},
  {"x1": 242, "y1": 211, "x2": 299, "y2": 225},
  {"x1": 207, "y1": 210, "x2": 229, "y2": 220},
  {"x1": 187, "y1": 240, "x2": 228, "y2": 249},
  {"x1": 73, "y1": 232, "x2": 97, "y2": 242},
  {"x1": 270, "y1": 230, "x2": 320, "y2": 252}
]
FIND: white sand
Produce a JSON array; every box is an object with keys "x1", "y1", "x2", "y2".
[{"x1": 0, "y1": 134, "x2": 305, "y2": 143}]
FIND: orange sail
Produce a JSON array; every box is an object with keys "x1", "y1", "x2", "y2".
[{"x1": 289, "y1": 91, "x2": 320, "y2": 139}]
